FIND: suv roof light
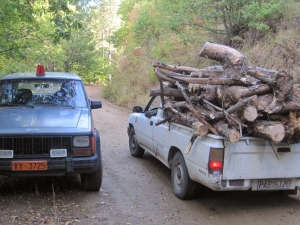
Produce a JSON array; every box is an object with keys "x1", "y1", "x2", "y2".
[{"x1": 36, "y1": 64, "x2": 45, "y2": 76}]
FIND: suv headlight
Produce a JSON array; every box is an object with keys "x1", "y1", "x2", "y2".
[{"x1": 73, "y1": 136, "x2": 90, "y2": 147}]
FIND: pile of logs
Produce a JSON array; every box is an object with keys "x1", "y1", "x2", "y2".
[{"x1": 151, "y1": 42, "x2": 300, "y2": 144}]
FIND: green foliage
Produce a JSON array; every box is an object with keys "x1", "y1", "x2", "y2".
[
  {"x1": 243, "y1": 0, "x2": 286, "y2": 32},
  {"x1": 0, "y1": 0, "x2": 118, "y2": 84}
]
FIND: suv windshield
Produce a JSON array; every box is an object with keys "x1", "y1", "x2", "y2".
[{"x1": 0, "y1": 79, "x2": 87, "y2": 107}]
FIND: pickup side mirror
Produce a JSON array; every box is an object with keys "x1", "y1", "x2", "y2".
[
  {"x1": 90, "y1": 100, "x2": 102, "y2": 109},
  {"x1": 132, "y1": 106, "x2": 143, "y2": 113}
]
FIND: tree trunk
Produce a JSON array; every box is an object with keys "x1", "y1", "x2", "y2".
[
  {"x1": 265, "y1": 71, "x2": 294, "y2": 114},
  {"x1": 150, "y1": 87, "x2": 183, "y2": 98},
  {"x1": 217, "y1": 85, "x2": 271, "y2": 105},
  {"x1": 152, "y1": 61, "x2": 200, "y2": 74},
  {"x1": 250, "y1": 120, "x2": 285, "y2": 143},
  {"x1": 199, "y1": 42, "x2": 248, "y2": 79},
  {"x1": 239, "y1": 106, "x2": 258, "y2": 122},
  {"x1": 214, "y1": 120, "x2": 240, "y2": 143}
]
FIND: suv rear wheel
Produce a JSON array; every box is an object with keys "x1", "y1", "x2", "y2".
[{"x1": 81, "y1": 164, "x2": 103, "y2": 191}]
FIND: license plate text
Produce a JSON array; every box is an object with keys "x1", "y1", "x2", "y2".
[
  {"x1": 257, "y1": 179, "x2": 291, "y2": 190},
  {"x1": 11, "y1": 161, "x2": 48, "y2": 171}
]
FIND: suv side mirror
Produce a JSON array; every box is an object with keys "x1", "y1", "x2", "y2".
[
  {"x1": 132, "y1": 106, "x2": 143, "y2": 113},
  {"x1": 91, "y1": 100, "x2": 102, "y2": 109}
]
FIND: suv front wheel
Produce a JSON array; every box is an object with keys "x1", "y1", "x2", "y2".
[{"x1": 81, "y1": 164, "x2": 103, "y2": 191}]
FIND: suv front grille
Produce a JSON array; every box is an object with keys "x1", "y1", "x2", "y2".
[{"x1": 0, "y1": 136, "x2": 72, "y2": 158}]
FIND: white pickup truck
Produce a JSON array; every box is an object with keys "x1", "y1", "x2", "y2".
[{"x1": 127, "y1": 96, "x2": 300, "y2": 199}]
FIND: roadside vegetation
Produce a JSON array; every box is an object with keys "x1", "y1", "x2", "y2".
[{"x1": 1, "y1": 0, "x2": 300, "y2": 108}]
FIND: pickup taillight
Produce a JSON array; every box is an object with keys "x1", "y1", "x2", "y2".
[{"x1": 208, "y1": 148, "x2": 224, "y2": 174}]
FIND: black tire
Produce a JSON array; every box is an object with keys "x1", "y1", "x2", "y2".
[
  {"x1": 171, "y1": 151, "x2": 198, "y2": 200},
  {"x1": 129, "y1": 127, "x2": 145, "y2": 158},
  {"x1": 81, "y1": 164, "x2": 103, "y2": 191}
]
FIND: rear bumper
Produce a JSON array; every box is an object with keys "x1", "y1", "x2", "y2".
[{"x1": 0, "y1": 153, "x2": 100, "y2": 176}]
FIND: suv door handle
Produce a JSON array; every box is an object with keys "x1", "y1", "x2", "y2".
[{"x1": 150, "y1": 121, "x2": 153, "y2": 126}]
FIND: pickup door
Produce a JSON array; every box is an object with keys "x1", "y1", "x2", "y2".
[
  {"x1": 134, "y1": 96, "x2": 162, "y2": 155},
  {"x1": 135, "y1": 96, "x2": 193, "y2": 168}
]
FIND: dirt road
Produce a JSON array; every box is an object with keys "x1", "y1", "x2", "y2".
[{"x1": 1, "y1": 85, "x2": 300, "y2": 225}]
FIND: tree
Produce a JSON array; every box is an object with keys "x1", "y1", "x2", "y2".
[{"x1": 0, "y1": 0, "x2": 82, "y2": 58}]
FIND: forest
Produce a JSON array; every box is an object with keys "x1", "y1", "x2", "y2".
[{"x1": 1, "y1": 0, "x2": 300, "y2": 108}]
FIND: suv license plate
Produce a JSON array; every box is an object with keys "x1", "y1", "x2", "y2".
[
  {"x1": 11, "y1": 161, "x2": 48, "y2": 171},
  {"x1": 257, "y1": 179, "x2": 292, "y2": 190}
]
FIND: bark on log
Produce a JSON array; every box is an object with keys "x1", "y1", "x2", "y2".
[
  {"x1": 153, "y1": 61, "x2": 200, "y2": 73},
  {"x1": 265, "y1": 71, "x2": 294, "y2": 114},
  {"x1": 226, "y1": 95, "x2": 257, "y2": 114},
  {"x1": 282, "y1": 111, "x2": 300, "y2": 144},
  {"x1": 165, "y1": 102, "x2": 209, "y2": 136},
  {"x1": 217, "y1": 85, "x2": 271, "y2": 105},
  {"x1": 154, "y1": 67, "x2": 177, "y2": 83},
  {"x1": 150, "y1": 87, "x2": 183, "y2": 98},
  {"x1": 252, "y1": 84, "x2": 300, "y2": 113},
  {"x1": 247, "y1": 66, "x2": 278, "y2": 83},
  {"x1": 250, "y1": 120, "x2": 285, "y2": 143},
  {"x1": 170, "y1": 76, "x2": 254, "y2": 86},
  {"x1": 214, "y1": 120, "x2": 240, "y2": 143},
  {"x1": 175, "y1": 81, "x2": 220, "y2": 135},
  {"x1": 199, "y1": 42, "x2": 248, "y2": 79}
]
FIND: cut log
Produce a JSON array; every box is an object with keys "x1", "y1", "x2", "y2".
[
  {"x1": 199, "y1": 42, "x2": 248, "y2": 79},
  {"x1": 154, "y1": 67, "x2": 176, "y2": 83},
  {"x1": 217, "y1": 85, "x2": 271, "y2": 104},
  {"x1": 250, "y1": 120, "x2": 285, "y2": 143},
  {"x1": 247, "y1": 66, "x2": 278, "y2": 83},
  {"x1": 226, "y1": 95, "x2": 257, "y2": 115},
  {"x1": 150, "y1": 87, "x2": 183, "y2": 98},
  {"x1": 169, "y1": 76, "x2": 254, "y2": 86},
  {"x1": 214, "y1": 120, "x2": 240, "y2": 143},
  {"x1": 282, "y1": 111, "x2": 300, "y2": 144},
  {"x1": 239, "y1": 106, "x2": 258, "y2": 122},
  {"x1": 265, "y1": 70, "x2": 294, "y2": 114},
  {"x1": 152, "y1": 61, "x2": 200, "y2": 73},
  {"x1": 165, "y1": 102, "x2": 209, "y2": 136},
  {"x1": 175, "y1": 81, "x2": 220, "y2": 135}
]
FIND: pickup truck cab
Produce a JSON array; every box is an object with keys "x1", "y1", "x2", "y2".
[
  {"x1": 128, "y1": 96, "x2": 300, "y2": 199},
  {"x1": 0, "y1": 67, "x2": 102, "y2": 191}
]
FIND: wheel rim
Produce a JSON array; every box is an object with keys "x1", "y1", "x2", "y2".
[
  {"x1": 131, "y1": 134, "x2": 136, "y2": 150},
  {"x1": 174, "y1": 162, "x2": 183, "y2": 191}
]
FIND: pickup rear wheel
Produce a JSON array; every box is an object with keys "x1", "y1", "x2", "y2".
[
  {"x1": 129, "y1": 128, "x2": 145, "y2": 158},
  {"x1": 81, "y1": 164, "x2": 103, "y2": 191},
  {"x1": 171, "y1": 152, "x2": 198, "y2": 200}
]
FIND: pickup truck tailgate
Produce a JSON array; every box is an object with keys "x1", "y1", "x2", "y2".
[{"x1": 223, "y1": 137, "x2": 300, "y2": 180}]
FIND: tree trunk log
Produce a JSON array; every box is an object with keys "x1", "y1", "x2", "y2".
[
  {"x1": 150, "y1": 87, "x2": 183, "y2": 98},
  {"x1": 250, "y1": 120, "x2": 285, "y2": 143},
  {"x1": 175, "y1": 81, "x2": 220, "y2": 135},
  {"x1": 199, "y1": 42, "x2": 248, "y2": 79},
  {"x1": 214, "y1": 120, "x2": 240, "y2": 143},
  {"x1": 239, "y1": 106, "x2": 258, "y2": 122},
  {"x1": 152, "y1": 61, "x2": 200, "y2": 73},
  {"x1": 165, "y1": 102, "x2": 209, "y2": 136},
  {"x1": 217, "y1": 85, "x2": 271, "y2": 104},
  {"x1": 265, "y1": 71, "x2": 294, "y2": 114}
]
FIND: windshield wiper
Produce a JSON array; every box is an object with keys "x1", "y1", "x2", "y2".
[{"x1": 0, "y1": 103, "x2": 35, "y2": 108}]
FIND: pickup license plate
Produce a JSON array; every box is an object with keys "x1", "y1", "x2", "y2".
[
  {"x1": 11, "y1": 161, "x2": 48, "y2": 171},
  {"x1": 257, "y1": 179, "x2": 292, "y2": 190}
]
